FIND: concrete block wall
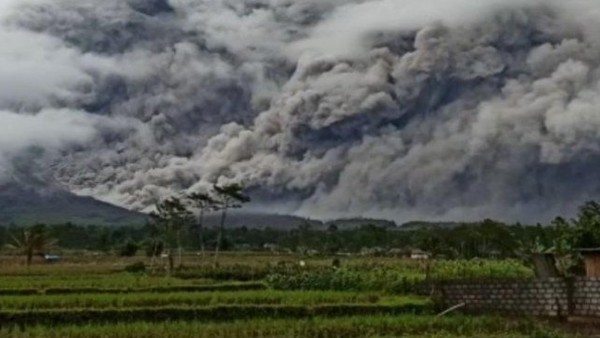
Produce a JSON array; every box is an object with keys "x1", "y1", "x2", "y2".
[
  {"x1": 572, "y1": 278, "x2": 600, "y2": 317},
  {"x1": 439, "y1": 278, "x2": 570, "y2": 317}
]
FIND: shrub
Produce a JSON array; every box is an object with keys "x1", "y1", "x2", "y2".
[
  {"x1": 124, "y1": 262, "x2": 146, "y2": 274},
  {"x1": 118, "y1": 241, "x2": 139, "y2": 257},
  {"x1": 174, "y1": 265, "x2": 269, "y2": 281},
  {"x1": 266, "y1": 268, "x2": 422, "y2": 293},
  {"x1": 143, "y1": 239, "x2": 164, "y2": 258}
]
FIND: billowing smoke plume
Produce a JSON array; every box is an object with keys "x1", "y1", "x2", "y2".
[{"x1": 3, "y1": 0, "x2": 600, "y2": 223}]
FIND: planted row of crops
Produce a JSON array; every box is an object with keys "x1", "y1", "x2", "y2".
[
  {"x1": 0, "y1": 257, "x2": 547, "y2": 338},
  {"x1": 0, "y1": 281, "x2": 267, "y2": 296},
  {"x1": 0, "y1": 315, "x2": 572, "y2": 338},
  {"x1": 173, "y1": 259, "x2": 533, "y2": 283},
  {"x1": 0, "y1": 259, "x2": 533, "y2": 290},
  {"x1": 0, "y1": 304, "x2": 430, "y2": 328},
  {"x1": 0, "y1": 291, "x2": 425, "y2": 310},
  {"x1": 0, "y1": 273, "x2": 204, "y2": 289},
  {"x1": 265, "y1": 262, "x2": 533, "y2": 293}
]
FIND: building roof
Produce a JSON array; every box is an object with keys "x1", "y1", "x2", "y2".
[{"x1": 575, "y1": 248, "x2": 600, "y2": 254}]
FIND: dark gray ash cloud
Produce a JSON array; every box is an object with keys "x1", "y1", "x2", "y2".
[{"x1": 2, "y1": 0, "x2": 600, "y2": 223}]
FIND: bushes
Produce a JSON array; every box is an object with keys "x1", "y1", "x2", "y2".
[
  {"x1": 427, "y1": 259, "x2": 534, "y2": 280},
  {"x1": 267, "y1": 270, "x2": 360, "y2": 291},
  {"x1": 265, "y1": 260, "x2": 533, "y2": 293},
  {"x1": 119, "y1": 241, "x2": 140, "y2": 257},
  {"x1": 266, "y1": 268, "x2": 422, "y2": 293},
  {"x1": 174, "y1": 264, "x2": 269, "y2": 281},
  {"x1": 125, "y1": 262, "x2": 146, "y2": 274},
  {"x1": 173, "y1": 263, "x2": 333, "y2": 282}
]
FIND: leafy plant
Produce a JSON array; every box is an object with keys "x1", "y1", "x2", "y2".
[
  {"x1": 5, "y1": 225, "x2": 57, "y2": 266},
  {"x1": 119, "y1": 240, "x2": 140, "y2": 257}
]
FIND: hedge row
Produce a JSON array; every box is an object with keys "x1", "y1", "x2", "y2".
[
  {"x1": 0, "y1": 304, "x2": 429, "y2": 328},
  {"x1": 266, "y1": 270, "x2": 425, "y2": 293},
  {"x1": 173, "y1": 265, "x2": 270, "y2": 281},
  {"x1": 0, "y1": 282, "x2": 267, "y2": 296}
]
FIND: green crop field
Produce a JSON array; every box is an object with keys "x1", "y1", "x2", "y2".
[{"x1": 0, "y1": 252, "x2": 580, "y2": 338}]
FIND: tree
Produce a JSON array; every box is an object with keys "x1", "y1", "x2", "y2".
[
  {"x1": 6, "y1": 225, "x2": 57, "y2": 266},
  {"x1": 144, "y1": 221, "x2": 164, "y2": 266},
  {"x1": 97, "y1": 227, "x2": 111, "y2": 254},
  {"x1": 212, "y1": 183, "x2": 250, "y2": 264},
  {"x1": 149, "y1": 197, "x2": 193, "y2": 274},
  {"x1": 187, "y1": 192, "x2": 217, "y2": 257},
  {"x1": 119, "y1": 240, "x2": 139, "y2": 257},
  {"x1": 325, "y1": 224, "x2": 341, "y2": 255},
  {"x1": 572, "y1": 201, "x2": 600, "y2": 248}
]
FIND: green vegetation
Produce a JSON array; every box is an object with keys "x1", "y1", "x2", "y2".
[
  {"x1": 0, "y1": 315, "x2": 573, "y2": 338},
  {"x1": 0, "y1": 273, "x2": 203, "y2": 290},
  {"x1": 0, "y1": 291, "x2": 405, "y2": 310},
  {"x1": 3, "y1": 201, "x2": 600, "y2": 268},
  {"x1": 149, "y1": 197, "x2": 194, "y2": 274},
  {"x1": 4, "y1": 225, "x2": 57, "y2": 266},
  {"x1": 0, "y1": 253, "x2": 577, "y2": 337},
  {"x1": 2, "y1": 198, "x2": 598, "y2": 337}
]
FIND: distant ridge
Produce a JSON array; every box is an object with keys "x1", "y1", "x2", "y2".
[
  {"x1": 0, "y1": 184, "x2": 147, "y2": 226},
  {"x1": 0, "y1": 183, "x2": 405, "y2": 229},
  {"x1": 324, "y1": 218, "x2": 397, "y2": 229},
  {"x1": 202, "y1": 212, "x2": 320, "y2": 230},
  {"x1": 399, "y1": 221, "x2": 466, "y2": 230}
]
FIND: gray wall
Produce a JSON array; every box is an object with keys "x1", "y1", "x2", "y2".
[{"x1": 439, "y1": 278, "x2": 600, "y2": 317}]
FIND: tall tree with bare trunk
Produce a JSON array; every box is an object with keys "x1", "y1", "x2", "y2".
[
  {"x1": 212, "y1": 183, "x2": 250, "y2": 264},
  {"x1": 187, "y1": 192, "x2": 216, "y2": 258},
  {"x1": 149, "y1": 197, "x2": 193, "y2": 275}
]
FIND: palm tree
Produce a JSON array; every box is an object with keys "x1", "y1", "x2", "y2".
[
  {"x1": 6, "y1": 226, "x2": 57, "y2": 266},
  {"x1": 187, "y1": 192, "x2": 217, "y2": 258},
  {"x1": 212, "y1": 183, "x2": 250, "y2": 264}
]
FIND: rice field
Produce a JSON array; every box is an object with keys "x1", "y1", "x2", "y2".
[
  {"x1": 0, "y1": 291, "x2": 419, "y2": 310},
  {"x1": 0, "y1": 253, "x2": 574, "y2": 338},
  {"x1": 0, "y1": 315, "x2": 572, "y2": 338}
]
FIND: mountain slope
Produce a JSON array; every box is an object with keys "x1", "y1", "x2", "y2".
[
  {"x1": 202, "y1": 212, "x2": 321, "y2": 230},
  {"x1": 0, "y1": 184, "x2": 147, "y2": 226},
  {"x1": 0, "y1": 184, "x2": 399, "y2": 228}
]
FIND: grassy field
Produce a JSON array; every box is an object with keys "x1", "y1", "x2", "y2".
[
  {"x1": 0, "y1": 316, "x2": 570, "y2": 338},
  {"x1": 0, "y1": 252, "x2": 575, "y2": 338}
]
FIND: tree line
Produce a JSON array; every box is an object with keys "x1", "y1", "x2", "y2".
[
  {"x1": 147, "y1": 183, "x2": 250, "y2": 273},
  {"x1": 3, "y1": 198, "x2": 600, "y2": 272},
  {"x1": 2, "y1": 183, "x2": 250, "y2": 274}
]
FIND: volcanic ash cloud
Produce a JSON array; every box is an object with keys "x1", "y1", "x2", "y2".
[{"x1": 2, "y1": 0, "x2": 600, "y2": 222}]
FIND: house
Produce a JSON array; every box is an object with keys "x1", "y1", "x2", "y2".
[
  {"x1": 306, "y1": 249, "x2": 320, "y2": 257},
  {"x1": 263, "y1": 243, "x2": 280, "y2": 252},
  {"x1": 410, "y1": 249, "x2": 431, "y2": 260},
  {"x1": 44, "y1": 254, "x2": 60, "y2": 263},
  {"x1": 577, "y1": 248, "x2": 600, "y2": 278},
  {"x1": 388, "y1": 248, "x2": 410, "y2": 258},
  {"x1": 359, "y1": 247, "x2": 385, "y2": 256}
]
